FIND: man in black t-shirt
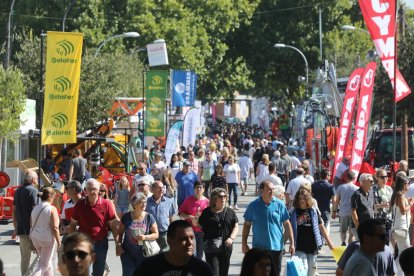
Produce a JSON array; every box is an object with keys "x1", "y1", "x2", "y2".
[
  {"x1": 134, "y1": 220, "x2": 213, "y2": 276},
  {"x1": 312, "y1": 168, "x2": 335, "y2": 236}
]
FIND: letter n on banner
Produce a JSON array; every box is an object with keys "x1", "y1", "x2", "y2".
[
  {"x1": 42, "y1": 31, "x2": 83, "y2": 145},
  {"x1": 350, "y1": 62, "x2": 377, "y2": 175},
  {"x1": 145, "y1": 70, "x2": 168, "y2": 137}
]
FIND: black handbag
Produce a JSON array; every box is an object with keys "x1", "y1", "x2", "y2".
[{"x1": 202, "y1": 208, "x2": 227, "y2": 253}]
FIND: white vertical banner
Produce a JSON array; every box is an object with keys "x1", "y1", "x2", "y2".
[
  {"x1": 224, "y1": 104, "x2": 231, "y2": 117},
  {"x1": 165, "y1": 120, "x2": 183, "y2": 165},
  {"x1": 182, "y1": 108, "x2": 198, "y2": 148},
  {"x1": 240, "y1": 101, "x2": 247, "y2": 117}
]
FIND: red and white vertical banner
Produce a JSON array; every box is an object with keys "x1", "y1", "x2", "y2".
[
  {"x1": 350, "y1": 62, "x2": 377, "y2": 175},
  {"x1": 332, "y1": 68, "x2": 364, "y2": 178},
  {"x1": 358, "y1": 0, "x2": 411, "y2": 102}
]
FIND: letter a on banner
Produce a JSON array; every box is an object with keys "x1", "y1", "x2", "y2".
[
  {"x1": 42, "y1": 31, "x2": 83, "y2": 145},
  {"x1": 332, "y1": 68, "x2": 364, "y2": 179},
  {"x1": 358, "y1": 0, "x2": 411, "y2": 102},
  {"x1": 350, "y1": 62, "x2": 377, "y2": 175}
]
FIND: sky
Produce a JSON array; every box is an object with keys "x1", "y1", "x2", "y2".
[{"x1": 405, "y1": 0, "x2": 414, "y2": 9}]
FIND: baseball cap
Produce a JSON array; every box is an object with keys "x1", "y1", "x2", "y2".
[{"x1": 183, "y1": 160, "x2": 190, "y2": 166}]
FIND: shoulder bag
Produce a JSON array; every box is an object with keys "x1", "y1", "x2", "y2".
[
  {"x1": 29, "y1": 204, "x2": 49, "y2": 252},
  {"x1": 142, "y1": 213, "x2": 161, "y2": 257},
  {"x1": 203, "y1": 208, "x2": 227, "y2": 253}
]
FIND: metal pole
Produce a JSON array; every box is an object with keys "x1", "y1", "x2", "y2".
[
  {"x1": 38, "y1": 32, "x2": 46, "y2": 179},
  {"x1": 319, "y1": 6, "x2": 323, "y2": 61},
  {"x1": 392, "y1": 1, "x2": 398, "y2": 165},
  {"x1": 142, "y1": 70, "x2": 146, "y2": 161},
  {"x1": 4, "y1": 0, "x2": 16, "y2": 69},
  {"x1": 62, "y1": 0, "x2": 76, "y2": 32}
]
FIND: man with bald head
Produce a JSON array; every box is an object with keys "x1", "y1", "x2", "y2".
[
  {"x1": 13, "y1": 171, "x2": 39, "y2": 275},
  {"x1": 69, "y1": 178, "x2": 119, "y2": 276}
]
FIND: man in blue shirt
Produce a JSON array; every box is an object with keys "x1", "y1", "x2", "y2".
[
  {"x1": 242, "y1": 180, "x2": 295, "y2": 275},
  {"x1": 146, "y1": 180, "x2": 176, "y2": 252},
  {"x1": 175, "y1": 161, "x2": 198, "y2": 207}
]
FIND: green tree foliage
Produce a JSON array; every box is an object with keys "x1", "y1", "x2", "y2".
[
  {"x1": 227, "y1": 0, "x2": 369, "y2": 106},
  {"x1": 0, "y1": 66, "x2": 26, "y2": 142},
  {"x1": 14, "y1": 33, "x2": 145, "y2": 131}
]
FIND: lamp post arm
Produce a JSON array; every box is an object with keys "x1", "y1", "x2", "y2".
[
  {"x1": 286, "y1": 45, "x2": 309, "y2": 89},
  {"x1": 93, "y1": 34, "x2": 125, "y2": 59}
]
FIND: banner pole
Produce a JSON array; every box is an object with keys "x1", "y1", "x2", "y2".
[
  {"x1": 38, "y1": 31, "x2": 46, "y2": 178},
  {"x1": 392, "y1": 0, "x2": 398, "y2": 165},
  {"x1": 142, "y1": 70, "x2": 146, "y2": 161}
]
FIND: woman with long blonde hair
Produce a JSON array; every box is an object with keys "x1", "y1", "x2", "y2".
[{"x1": 114, "y1": 176, "x2": 131, "y2": 218}]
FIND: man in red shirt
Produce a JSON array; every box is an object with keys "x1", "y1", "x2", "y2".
[{"x1": 69, "y1": 178, "x2": 119, "y2": 276}]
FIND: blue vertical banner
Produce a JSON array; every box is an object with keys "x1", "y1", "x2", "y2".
[{"x1": 171, "y1": 70, "x2": 197, "y2": 107}]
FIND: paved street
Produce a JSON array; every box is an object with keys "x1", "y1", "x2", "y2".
[{"x1": 0, "y1": 183, "x2": 341, "y2": 275}]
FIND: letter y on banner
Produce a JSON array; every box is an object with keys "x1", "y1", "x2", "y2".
[
  {"x1": 350, "y1": 62, "x2": 377, "y2": 175},
  {"x1": 358, "y1": 0, "x2": 411, "y2": 102}
]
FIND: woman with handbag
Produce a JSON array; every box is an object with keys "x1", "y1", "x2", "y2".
[
  {"x1": 390, "y1": 176, "x2": 411, "y2": 276},
  {"x1": 30, "y1": 187, "x2": 61, "y2": 276},
  {"x1": 199, "y1": 188, "x2": 239, "y2": 276},
  {"x1": 116, "y1": 193, "x2": 159, "y2": 276},
  {"x1": 290, "y1": 189, "x2": 334, "y2": 276}
]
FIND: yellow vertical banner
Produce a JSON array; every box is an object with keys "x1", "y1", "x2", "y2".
[{"x1": 42, "y1": 31, "x2": 83, "y2": 145}]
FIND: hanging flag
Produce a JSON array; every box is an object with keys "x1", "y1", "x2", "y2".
[
  {"x1": 171, "y1": 70, "x2": 197, "y2": 107},
  {"x1": 145, "y1": 70, "x2": 168, "y2": 137},
  {"x1": 182, "y1": 107, "x2": 199, "y2": 148},
  {"x1": 350, "y1": 62, "x2": 377, "y2": 175},
  {"x1": 164, "y1": 120, "x2": 183, "y2": 165},
  {"x1": 42, "y1": 31, "x2": 83, "y2": 145},
  {"x1": 358, "y1": 0, "x2": 411, "y2": 102},
  {"x1": 332, "y1": 68, "x2": 364, "y2": 179}
]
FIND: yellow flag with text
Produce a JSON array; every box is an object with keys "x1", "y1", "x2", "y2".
[{"x1": 42, "y1": 31, "x2": 83, "y2": 145}]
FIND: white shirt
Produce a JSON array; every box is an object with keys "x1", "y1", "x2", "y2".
[
  {"x1": 335, "y1": 162, "x2": 348, "y2": 178},
  {"x1": 290, "y1": 156, "x2": 301, "y2": 170},
  {"x1": 238, "y1": 156, "x2": 253, "y2": 179},
  {"x1": 263, "y1": 174, "x2": 283, "y2": 186},
  {"x1": 406, "y1": 183, "x2": 414, "y2": 198},
  {"x1": 223, "y1": 163, "x2": 240, "y2": 183},
  {"x1": 286, "y1": 175, "x2": 311, "y2": 200}
]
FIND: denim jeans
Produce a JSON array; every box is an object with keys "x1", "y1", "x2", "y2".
[
  {"x1": 93, "y1": 238, "x2": 108, "y2": 276},
  {"x1": 227, "y1": 183, "x2": 238, "y2": 206},
  {"x1": 120, "y1": 250, "x2": 144, "y2": 276},
  {"x1": 295, "y1": 250, "x2": 317, "y2": 276}
]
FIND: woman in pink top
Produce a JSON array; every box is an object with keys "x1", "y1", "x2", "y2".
[{"x1": 179, "y1": 180, "x2": 209, "y2": 259}]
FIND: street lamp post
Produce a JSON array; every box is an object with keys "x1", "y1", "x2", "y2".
[
  {"x1": 340, "y1": 25, "x2": 370, "y2": 34},
  {"x1": 274, "y1": 43, "x2": 309, "y2": 95},
  {"x1": 93, "y1": 32, "x2": 140, "y2": 59}
]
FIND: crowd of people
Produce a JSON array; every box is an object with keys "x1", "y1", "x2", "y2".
[{"x1": 8, "y1": 121, "x2": 414, "y2": 276}]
